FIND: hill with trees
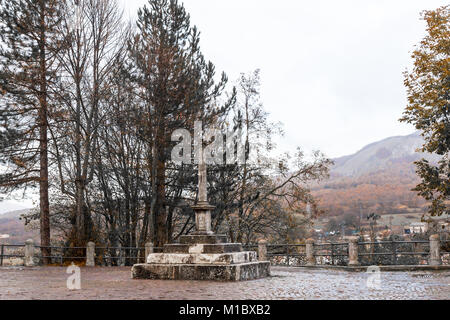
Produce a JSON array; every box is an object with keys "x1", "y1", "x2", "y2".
[
  {"x1": 312, "y1": 132, "x2": 439, "y2": 219},
  {"x1": 0, "y1": 210, "x2": 39, "y2": 244}
]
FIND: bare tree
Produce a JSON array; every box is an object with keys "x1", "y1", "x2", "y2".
[
  {"x1": 208, "y1": 71, "x2": 332, "y2": 244},
  {"x1": 53, "y1": 0, "x2": 128, "y2": 246}
]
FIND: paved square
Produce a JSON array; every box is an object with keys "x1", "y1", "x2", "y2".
[{"x1": 0, "y1": 266, "x2": 448, "y2": 300}]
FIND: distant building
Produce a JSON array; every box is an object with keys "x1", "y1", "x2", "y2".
[
  {"x1": 436, "y1": 220, "x2": 449, "y2": 232},
  {"x1": 404, "y1": 222, "x2": 428, "y2": 234}
]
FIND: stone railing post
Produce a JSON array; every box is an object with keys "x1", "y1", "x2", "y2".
[
  {"x1": 145, "y1": 242, "x2": 154, "y2": 261},
  {"x1": 24, "y1": 239, "x2": 35, "y2": 267},
  {"x1": 348, "y1": 237, "x2": 359, "y2": 266},
  {"x1": 118, "y1": 243, "x2": 125, "y2": 266},
  {"x1": 306, "y1": 239, "x2": 315, "y2": 266},
  {"x1": 86, "y1": 242, "x2": 95, "y2": 267},
  {"x1": 429, "y1": 234, "x2": 441, "y2": 266},
  {"x1": 258, "y1": 240, "x2": 267, "y2": 261}
]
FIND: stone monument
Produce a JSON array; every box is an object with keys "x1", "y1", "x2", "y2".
[{"x1": 132, "y1": 154, "x2": 270, "y2": 281}]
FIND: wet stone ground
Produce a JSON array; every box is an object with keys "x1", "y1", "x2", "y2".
[{"x1": 0, "y1": 266, "x2": 448, "y2": 300}]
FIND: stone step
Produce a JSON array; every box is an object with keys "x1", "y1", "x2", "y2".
[
  {"x1": 146, "y1": 251, "x2": 258, "y2": 265},
  {"x1": 164, "y1": 243, "x2": 243, "y2": 254},
  {"x1": 179, "y1": 234, "x2": 228, "y2": 245},
  {"x1": 132, "y1": 261, "x2": 271, "y2": 281}
]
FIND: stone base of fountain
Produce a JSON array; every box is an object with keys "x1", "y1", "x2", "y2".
[{"x1": 132, "y1": 235, "x2": 270, "y2": 281}]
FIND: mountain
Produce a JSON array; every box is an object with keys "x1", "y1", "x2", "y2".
[
  {"x1": 0, "y1": 209, "x2": 29, "y2": 219},
  {"x1": 312, "y1": 132, "x2": 440, "y2": 218},
  {"x1": 0, "y1": 209, "x2": 39, "y2": 244},
  {"x1": 332, "y1": 132, "x2": 440, "y2": 177}
]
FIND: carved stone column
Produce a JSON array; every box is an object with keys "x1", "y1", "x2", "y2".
[{"x1": 192, "y1": 151, "x2": 215, "y2": 235}]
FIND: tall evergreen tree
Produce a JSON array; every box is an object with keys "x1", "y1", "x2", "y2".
[
  {"x1": 0, "y1": 0, "x2": 63, "y2": 263},
  {"x1": 129, "y1": 0, "x2": 230, "y2": 247}
]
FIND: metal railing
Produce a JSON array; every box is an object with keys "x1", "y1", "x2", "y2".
[
  {"x1": 314, "y1": 242, "x2": 350, "y2": 266},
  {"x1": 1, "y1": 238, "x2": 448, "y2": 267},
  {"x1": 0, "y1": 243, "x2": 164, "y2": 266},
  {"x1": 356, "y1": 240, "x2": 432, "y2": 266},
  {"x1": 0, "y1": 244, "x2": 25, "y2": 266},
  {"x1": 245, "y1": 238, "x2": 450, "y2": 267},
  {"x1": 245, "y1": 244, "x2": 307, "y2": 266}
]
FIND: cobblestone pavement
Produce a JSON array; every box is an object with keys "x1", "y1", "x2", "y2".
[{"x1": 0, "y1": 266, "x2": 448, "y2": 300}]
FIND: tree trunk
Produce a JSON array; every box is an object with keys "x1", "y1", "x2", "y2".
[
  {"x1": 38, "y1": 1, "x2": 50, "y2": 265},
  {"x1": 154, "y1": 156, "x2": 167, "y2": 247},
  {"x1": 75, "y1": 181, "x2": 85, "y2": 243}
]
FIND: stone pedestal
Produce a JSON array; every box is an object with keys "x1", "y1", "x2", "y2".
[
  {"x1": 348, "y1": 237, "x2": 359, "y2": 266},
  {"x1": 306, "y1": 239, "x2": 315, "y2": 266},
  {"x1": 132, "y1": 261, "x2": 270, "y2": 281},
  {"x1": 132, "y1": 234, "x2": 270, "y2": 281},
  {"x1": 86, "y1": 242, "x2": 95, "y2": 267},
  {"x1": 191, "y1": 202, "x2": 215, "y2": 235},
  {"x1": 429, "y1": 234, "x2": 442, "y2": 266},
  {"x1": 24, "y1": 239, "x2": 35, "y2": 267},
  {"x1": 258, "y1": 240, "x2": 267, "y2": 262},
  {"x1": 132, "y1": 151, "x2": 270, "y2": 281}
]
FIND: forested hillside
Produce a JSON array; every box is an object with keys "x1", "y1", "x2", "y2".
[
  {"x1": 0, "y1": 210, "x2": 38, "y2": 244},
  {"x1": 312, "y1": 132, "x2": 438, "y2": 217}
]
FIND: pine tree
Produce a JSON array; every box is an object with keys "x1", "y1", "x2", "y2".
[
  {"x1": 129, "y1": 0, "x2": 230, "y2": 247},
  {"x1": 0, "y1": 0, "x2": 63, "y2": 263}
]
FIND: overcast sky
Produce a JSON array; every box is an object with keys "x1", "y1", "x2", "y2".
[
  {"x1": 120, "y1": 0, "x2": 446, "y2": 158},
  {"x1": 1, "y1": 0, "x2": 447, "y2": 213}
]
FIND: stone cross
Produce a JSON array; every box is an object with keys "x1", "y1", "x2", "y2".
[
  {"x1": 198, "y1": 151, "x2": 208, "y2": 203},
  {"x1": 192, "y1": 150, "x2": 215, "y2": 235}
]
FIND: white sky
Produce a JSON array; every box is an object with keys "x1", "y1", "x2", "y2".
[
  {"x1": 0, "y1": 199, "x2": 34, "y2": 214},
  {"x1": 1, "y1": 0, "x2": 447, "y2": 213},
  {"x1": 119, "y1": 0, "x2": 447, "y2": 158}
]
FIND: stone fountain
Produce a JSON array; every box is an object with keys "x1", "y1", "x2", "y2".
[{"x1": 131, "y1": 154, "x2": 270, "y2": 281}]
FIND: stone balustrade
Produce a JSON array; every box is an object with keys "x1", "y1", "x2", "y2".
[{"x1": 10, "y1": 234, "x2": 445, "y2": 268}]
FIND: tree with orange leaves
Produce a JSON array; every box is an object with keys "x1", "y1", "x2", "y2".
[{"x1": 401, "y1": 5, "x2": 450, "y2": 217}]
